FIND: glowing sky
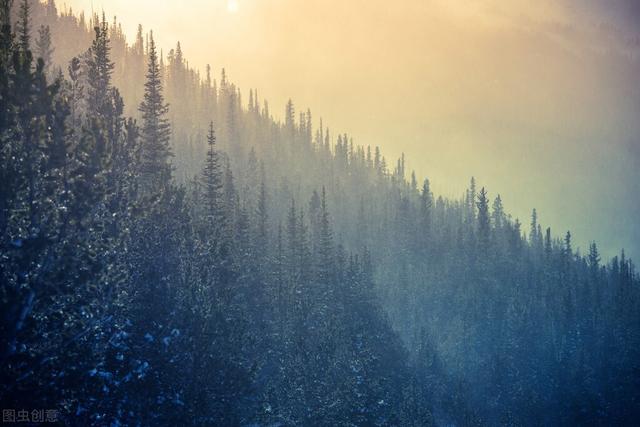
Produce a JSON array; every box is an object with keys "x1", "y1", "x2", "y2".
[{"x1": 61, "y1": 0, "x2": 640, "y2": 258}]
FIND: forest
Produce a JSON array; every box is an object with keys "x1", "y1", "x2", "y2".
[{"x1": 1, "y1": 1, "x2": 639, "y2": 425}]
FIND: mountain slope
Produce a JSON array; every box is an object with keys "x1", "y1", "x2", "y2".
[{"x1": 1, "y1": 1, "x2": 639, "y2": 425}]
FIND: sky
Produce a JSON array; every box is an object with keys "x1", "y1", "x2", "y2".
[{"x1": 62, "y1": 0, "x2": 640, "y2": 259}]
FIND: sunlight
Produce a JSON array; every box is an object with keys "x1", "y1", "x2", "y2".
[
  {"x1": 4, "y1": 0, "x2": 640, "y2": 423},
  {"x1": 227, "y1": 0, "x2": 239, "y2": 14}
]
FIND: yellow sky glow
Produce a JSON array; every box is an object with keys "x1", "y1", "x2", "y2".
[
  {"x1": 227, "y1": 0, "x2": 239, "y2": 14},
  {"x1": 59, "y1": 0, "x2": 640, "y2": 258}
]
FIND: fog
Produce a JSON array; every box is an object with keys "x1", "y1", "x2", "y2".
[
  {"x1": 63, "y1": 0, "x2": 640, "y2": 258},
  {"x1": 3, "y1": 1, "x2": 640, "y2": 422}
]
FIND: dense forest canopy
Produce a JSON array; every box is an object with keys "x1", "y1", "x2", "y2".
[{"x1": 1, "y1": 1, "x2": 639, "y2": 425}]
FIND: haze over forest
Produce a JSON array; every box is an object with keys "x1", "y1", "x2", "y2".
[
  {"x1": 1, "y1": 0, "x2": 639, "y2": 425},
  {"x1": 64, "y1": 0, "x2": 640, "y2": 259}
]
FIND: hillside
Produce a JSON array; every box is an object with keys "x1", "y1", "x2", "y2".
[{"x1": 1, "y1": 1, "x2": 639, "y2": 425}]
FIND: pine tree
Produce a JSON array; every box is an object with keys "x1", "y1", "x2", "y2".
[
  {"x1": 35, "y1": 25, "x2": 54, "y2": 76},
  {"x1": 67, "y1": 56, "x2": 83, "y2": 128},
  {"x1": 420, "y1": 178, "x2": 433, "y2": 241},
  {"x1": 477, "y1": 187, "x2": 490, "y2": 247},
  {"x1": 222, "y1": 157, "x2": 237, "y2": 223},
  {"x1": 226, "y1": 86, "x2": 239, "y2": 152},
  {"x1": 491, "y1": 194, "x2": 504, "y2": 230},
  {"x1": 286, "y1": 198, "x2": 299, "y2": 281},
  {"x1": 139, "y1": 31, "x2": 172, "y2": 191},
  {"x1": 468, "y1": 176, "x2": 477, "y2": 220},
  {"x1": 530, "y1": 208, "x2": 539, "y2": 246},
  {"x1": 201, "y1": 121, "x2": 223, "y2": 226},
  {"x1": 564, "y1": 231, "x2": 572, "y2": 258},
  {"x1": 544, "y1": 227, "x2": 552, "y2": 258},
  {"x1": 17, "y1": 0, "x2": 30, "y2": 52},
  {"x1": 285, "y1": 98, "x2": 295, "y2": 132},
  {"x1": 316, "y1": 187, "x2": 334, "y2": 284},
  {"x1": 135, "y1": 24, "x2": 144, "y2": 56},
  {"x1": 0, "y1": 0, "x2": 14, "y2": 131},
  {"x1": 588, "y1": 242, "x2": 600, "y2": 278},
  {"x1": 255, "y1": 166, "x2": 269, "y2": 253},
  {"x1": 87, "y1": 14, "x2": 114, "y2": 118},
  {"x1": 45, "y1": 0, "x2": 57, "y2": 17}
]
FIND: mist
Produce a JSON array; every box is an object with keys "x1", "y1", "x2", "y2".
[
  {"x1": 3, "y1": 0, "x2": 640, "y2": 424},
  {"x1": 61, "y1": 0, "x2": 640, "y2": 258}
]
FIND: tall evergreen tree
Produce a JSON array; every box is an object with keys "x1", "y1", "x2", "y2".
[
  {"x1": 201, "y1": 121, "x2": 223, "y2": 225},
  {"x1": 316, "y1": 187, "x2": 334, "y2": 284},
  {"x1": 35, "y1": 24, "x2": 54, "y2": 75},
  {"x1": 468, "y1": 176, "x2": 477, "y2": 221},
  {"x1": 491, "y1": 194, "x2": 504, "y2": 230},
  {"x1": 588, "y1": 242, "x2": 600, "y2": 278},
  {"x1": 256, "y1": 166, "x2": 269, "y2": 252},
  {"x1": 477, "y1": 187, "x2": 490, "y2": 247},
  {"x1": 420, "y1": 178, "x2": 433, "y2": 242},
  {"x1": 139, "y1": 31, "x2": 172, "y2": 191},
  {"x1": 17, "y1": 0, "x2": 30, "y2": 52},
  {"x1": 87, "y1": 14, "x2": 114, "y2": 118},
  {"x1": 564, "y1": 231, "x2": 572, "y2": 258},
  {"x1": 544, "y1": 227, "x2": 552, "y2": 258}
]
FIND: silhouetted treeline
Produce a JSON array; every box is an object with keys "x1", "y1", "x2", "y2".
[{"x1": 1, "y1": 1, "x2": 639, "y2": 426}]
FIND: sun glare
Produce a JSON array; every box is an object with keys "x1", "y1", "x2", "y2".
[{"x1": 227, "y1": 0, "x2": 239, "y2": 14}]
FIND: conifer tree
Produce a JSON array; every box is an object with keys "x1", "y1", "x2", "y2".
[
  {"x1": 35, "y1": 25, "x2": 54, "y2": 75},
  {"x1": 256, "y1": 166, "x2": 269, "y2": 251},
  {"x1": 477, "y1": 187, "x2": 490, "y2": 246},
  {"x1": 468, "y1": 176, "x2": 477, "y2": 220},
  {"x1": 564, "y1": 231, "x2": 572, "y2": 258},
  {"x1": 139, "y1": 32, "x2": 172, "y2": 191},
  {"x1": 45, "y1": 0, "x2": 57, "y2": 17},
  {"x1": 588, "y1": 242, "x2": 600, "y2": 278},
  {"x1": 201, "y1": 121, "x2": 223, "y2": 225},
  {"x1": 87, "y1": 14, "x2": 114, "y2": 118},
  {"x1": 420, "y1": 178, "x2": 433, "y2": 241},
  {"x1": 17, "y1": 0, "x2": 30, "y2": 52},
  {"x1": 0, "y1": 0, "x2": 14, "y2": 131},
  {"x1": 530, "y1": 208, "x2": 539, "y2": 246},
  {"x1": 285, "y1": 98, "x2": 295, "y2": 131},
  {"x1": 67, "y1": 56, "x2": 83, "y2": 128},
  {"x1": 544, "y1": 227, "x2": 552, "y2": 258},
  {"x1": 316, "y1": 187, "x2": 334, "y2": 284},
  {"x1": 491, "y1": 194, "x2": 504, "y2": 230}
]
